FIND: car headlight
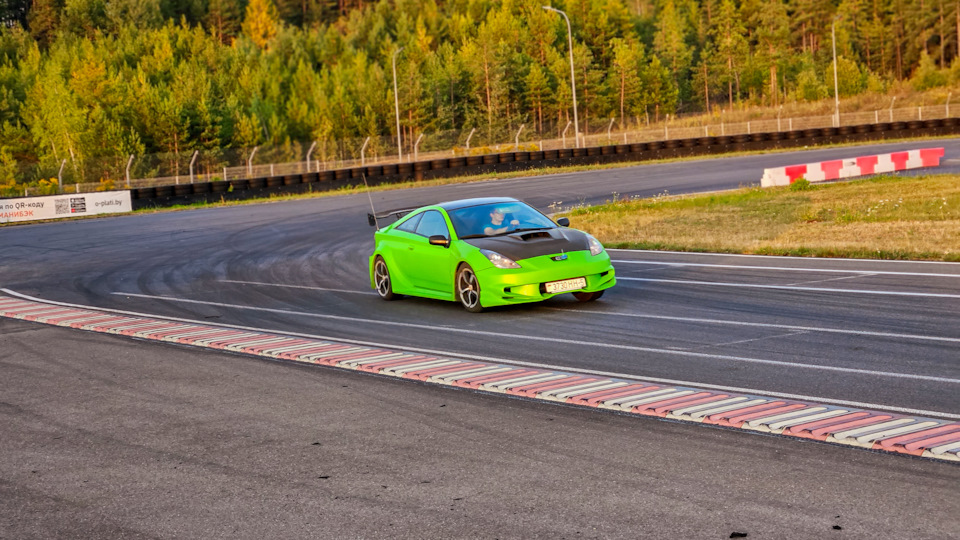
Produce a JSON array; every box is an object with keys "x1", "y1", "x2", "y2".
[
  {"x1": 587, "y1": 235, "x2": 604, "y2": 256},
  {"x1": 481, "y1": 249, "x2": 521, "y2": 269}
]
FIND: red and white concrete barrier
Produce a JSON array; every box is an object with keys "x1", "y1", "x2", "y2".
[{"x1": 760, "y1": 147, "x2": 945, "y2": 187}]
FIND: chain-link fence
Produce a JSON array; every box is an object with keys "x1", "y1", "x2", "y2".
[{"x1": 13, "y1": 103, "x2": 955, "y2": 196}]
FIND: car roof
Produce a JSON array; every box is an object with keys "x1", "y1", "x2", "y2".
[{"x1": 435, "y1": 197, "x2": 520, "y2": 211}]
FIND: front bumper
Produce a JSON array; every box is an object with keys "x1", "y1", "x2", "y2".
[{"x1": 476, "y1": 250, "x2": 616, "y2": 307}]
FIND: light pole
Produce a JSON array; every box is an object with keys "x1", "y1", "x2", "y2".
[
  {"x1": 543, "y1": 6, "x2": 579, "y2": 148},
  {"x1": 392, "y1": 47, "x2": 404, "y2": 162},
  {"x1": 831, "y1": 16, "x2": 840, "y2": 127}
]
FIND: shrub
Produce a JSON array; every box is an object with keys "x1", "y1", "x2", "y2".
[
  {"x1": 790, "y1": 177, "x2": 812, "y2": 191},
  {"x1": 912, "y1": 51, "x2": 948, "y2": 90}
]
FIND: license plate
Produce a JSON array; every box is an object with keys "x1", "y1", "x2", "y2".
[{"x1": 545, "y1": 277, "x2": 586, "y2": 294}]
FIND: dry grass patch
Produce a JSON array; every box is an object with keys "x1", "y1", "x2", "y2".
[{"x1": 567, "y1": 174, "x2": 960, "y2": 261}]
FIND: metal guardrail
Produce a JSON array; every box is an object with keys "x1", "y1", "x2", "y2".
[
  {"x1": 24, "y1": 104, "x2": 954, "y2": 197},
  {"x1": 117, "y1": 116, "x2": 958, "y2": 209}
]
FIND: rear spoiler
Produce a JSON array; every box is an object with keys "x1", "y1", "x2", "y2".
[{"x1": 367, "y1": 208, "x2": 417, "y2": 228}]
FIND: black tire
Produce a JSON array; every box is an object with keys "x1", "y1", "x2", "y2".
[
  {"x1": 573, "y1": 290, "x2": 604, "y2": 302},
  {"x1": 373, "y1": 256, "x2": 397, "y2": 301},
  {"x1": 456, "y1": 264, "x2": 483, "y2": 313}
]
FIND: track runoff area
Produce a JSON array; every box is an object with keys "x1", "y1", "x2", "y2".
[{"x1": 3, "y1": 249, "x2": 959, "y2": 462}]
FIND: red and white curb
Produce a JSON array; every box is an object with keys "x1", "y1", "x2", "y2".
[
  {"x1": 2, "y1": 294, "x2": 958, "y2": 462},
  {"x1": 760, "y1": 147, "x2": 945, "y2": 187}
]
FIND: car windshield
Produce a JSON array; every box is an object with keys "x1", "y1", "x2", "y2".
[{"x1": 448, "y1": 202, "x2": 557, "y2": 238}]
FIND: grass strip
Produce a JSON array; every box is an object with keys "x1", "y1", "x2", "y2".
[{"x1": 565, "y1": 174, "x2": 960, "y2": 262}]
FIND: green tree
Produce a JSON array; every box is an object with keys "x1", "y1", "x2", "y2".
[
  {"x1": 912, "y1": 49, "x2": 948, "y2": 89},
  {"x1": 711, "y1": 0, "x2": 747, "y2": 107},
  {"x1": 242, "y1": 0, "x2": 280, "y2": 48},
  {"x1": 524, "y1": 61, "x2": 553, "y2": 133},
  {"x1": 653, "y1": 0, "x2": 692, "y2": 88},
  {"x1": 642, "y1": 54, "x2": 678, "y2": 120},
  {"x1": 205, "y1": 0, "x2": 245, "y2": 43},
  {"x1": 829, "y1": 55, "x2": 867, "y2": 97},
  {"x1": 106, "y1": 0, "x2": 163, "y2": 34},
  {"x1": 753, "y1": 0, "x2": 790, "y2": 105},
  {"x1": 60, "y1": 0, "x2": 107, "y2": 39},
  {"x1": 26, "y1": 0, "x2": 62, "y2": 49},
  {"x1": 608, "y1": 37, "x2": 643, "y2": 126}
]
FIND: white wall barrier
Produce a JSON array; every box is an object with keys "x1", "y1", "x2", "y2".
[
  {"x1": 0, "y1": 191, "x2": 133, "y2": 224},
  {"x1": 760, "y1": 147, "x2": 945, "y2": 187}
]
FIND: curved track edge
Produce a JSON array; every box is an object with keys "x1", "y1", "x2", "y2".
[{"x1": 2, "y1": 292, "x2": 957, "y2": 462}]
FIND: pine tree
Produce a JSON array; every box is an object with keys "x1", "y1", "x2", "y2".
[
  {"x1": 712, "y1": 0, "x2": 747, "y2": 107},
  {"x1": 753, "y1": 0, "x2": 791, "y2": 105},
  {"x1": 642, "y1": 54, "x2": 678, "y2": 120},
  {"x1": 653, "y1": 0, "x2": 692, "y2": 99},
  {"x1": 205, "y1": 0, "x2": 244, "y2": 43},
  {"x1": 242, "y1": 0, "x2": 280, "y2": 49},
  {"x1": 609, "y1": 37, "x2": 643, "y2": 126},
  {"x1": 27, "y1": 0, "x2": 62, "y2": 49},
  {"x1": 524, "y1": 62, "x2": 553, "y2": 134}
]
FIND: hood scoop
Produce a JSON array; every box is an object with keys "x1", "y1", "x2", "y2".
[
  {"x1": 517, "y1": 230, "x2": 553, "y2": 241},
  {"x1": 462, "y1": 227, "x2": 590, "y2": 262}
]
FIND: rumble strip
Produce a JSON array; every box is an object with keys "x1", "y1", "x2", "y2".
[{"x1": 1, "y1": 294, "x2": 957, "y2": 462}]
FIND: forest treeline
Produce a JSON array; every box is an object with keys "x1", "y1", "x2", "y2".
[{"x1": 0, "y1": 0, "x2": 956, "y2": 187}]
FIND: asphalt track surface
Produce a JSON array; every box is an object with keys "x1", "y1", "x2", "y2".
[{"x1": 2, "y1": 139, "x2": 959, "y2": 538}]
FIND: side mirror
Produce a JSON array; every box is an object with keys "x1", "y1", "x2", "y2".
[
  {"x1": 556, "y1": 217, "x2": 570, "y2": 227},
  {"x1": 429, "y1": 235, "x2": 450, "y2": 248},
  {"x1": 367, "y1": 213, "x2": 377, "y2": 227}
]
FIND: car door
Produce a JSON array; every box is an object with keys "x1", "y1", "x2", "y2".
[{"x1": 405, "y1": 210, "x2": 455, "y2": 294}]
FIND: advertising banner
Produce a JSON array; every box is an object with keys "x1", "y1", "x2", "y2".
[{"x1": 0, "y1": 191, "x2": 133, "y2": 224}]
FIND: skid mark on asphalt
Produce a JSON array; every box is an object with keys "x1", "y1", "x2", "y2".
[
  {"x1": 616, "y1": 277, "x2": 960, "y2": 299},
  {"x1": 221, "y1": 279, "x2": 376, "y2": 295},
  {"x1": 690, "y1": 331, "x2": 811, "y2": 351},
  {"x1": 546, "y1": 307, "x2": 960, "y2": 344},
  {"x1": 99, "y1": 291, "x2": 960, "y2": 385},
  {"x1": 1, "y1": 292, "x2": 958, "y2": 462},
  {"x1": 785, "y1": 274, "x2": 877, "y2": 287}
]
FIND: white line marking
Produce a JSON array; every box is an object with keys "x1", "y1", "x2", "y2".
[
  {"x1": 616, "y1": 277, "x2": 960, "y2": 299},
  {"x1": 612, "y1": 260, "x2": 960, "y2": 278},
  {"x1": 4, "y1": 288, "x2": 958, "y2": 420},
  {"x1": 547, "y1": 307, "x2": 960, "y2": 344},
  {"x1": 609, "y1": 248, "x2": 960, "y2": 266},
  {"x1": 104, "y1": 291, "x2": 960, "y2": 386},
  {"x1": 222, "y1": 279, "x2": 376, "y2": 295}
]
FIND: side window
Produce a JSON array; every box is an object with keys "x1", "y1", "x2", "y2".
[
  {"x1": 395, "y1": 212, "x2": 423, "y2": 233},
  {"x1": 415, "y1": 210, "x2": 449, "y2": 239}
]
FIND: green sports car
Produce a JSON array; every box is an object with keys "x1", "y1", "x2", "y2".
[{"x1": 368, "y1": 197, "x2": 616, "y2": 312}]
